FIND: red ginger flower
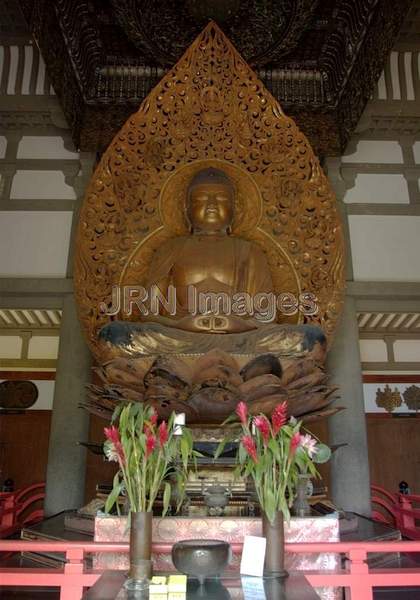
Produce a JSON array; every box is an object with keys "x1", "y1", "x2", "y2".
[
  {"x1": 242, "y1": 435, "x2": 258, "y2": 463},
  {"x1": 289, "y1": 432, "x2": 301, "y2": 457},
  {"x1": 104, "y1": 425, "x2": 125, "y2": 463},
  {"x1": 104, "y1": 425, "x2": 119, "y2": 444},
  {"x1": 236, "y1": 401, "x2": 248, "y2": 426},
  {"x1": 145, "y1": 432, "x2": 156, "y2": 458},
  {"x1": 253, "y1": 415, "x2": 270, "y2": 445},
  {"x1": 144, "y1": 409, "x2": 158, "y2": 435},
  {"x1": 158, "y1": 421, "x2": 169, "y2": 447},
  {"x1": 272, "y1": 402, "x2": 288, "y2": 435}
]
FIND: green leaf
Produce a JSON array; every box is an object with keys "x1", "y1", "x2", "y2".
[
  {"x1": 119, "y1": 405, "x2": 128, "y2": 433},
  {"x1": 244, "y1": 462, "x2": 255, "y2": 478},
  {"x1": 313, "y1": 443, "x2": 331, "y2": 464},
  {"x1": 162, "y1": 481, "x2": 171, "y2": 517},
  {"x1": 182, "y1": 427, "x2": 193, "y2": 446},
  {"x1": 220, "y1": 413, "x2": 239, "y2": 426},
  {"x1": 111, "y1": 403, "x2": 123, "y2": 423},
  {"x1": 238, "y1": 442, "x2": 247, "y2": 465},
  {"x1": 180, "y1": 436, "x2": 190, "y2": 470},
  {"x1": 214, "y1": 439, "x2": 227, "y2": 460},
  {"x1": 264, "y1": 488, "x2": 276, "y2": 525},
  {"x1": 105, "y1": 471, "x2": 122, "y2": 514},
  {"x1": 255, "y1": 456, "x2": 264, "y2": 478},
  {"x1": 131, "y1": 402, "x2": 141, "y2": 419},
  {"x1": 175, "y1": 472, "x2": 186, "y2": 513},
  {"x1": 268, "y1": 438, "x2": 281, "y2": 462}
]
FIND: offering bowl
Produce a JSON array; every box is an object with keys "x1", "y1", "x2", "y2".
[{"x1": 171, "y1": 539, "x2": 231, "y2": 585}]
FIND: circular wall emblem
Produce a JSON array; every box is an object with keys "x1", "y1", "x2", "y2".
[{"x1": 0, "y1": 380, "x2": 38, "y2": 410}]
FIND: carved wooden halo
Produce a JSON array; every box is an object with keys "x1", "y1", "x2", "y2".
[{"x1": 74, "y1": 22, "x2": 345, "y2": 360}]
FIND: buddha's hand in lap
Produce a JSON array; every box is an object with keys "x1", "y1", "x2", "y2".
[
  {"x1": 98, "y1": 321, "x2": 134, "y2": 345},
  {"x1": 174, "y1": 314, "x2": 259, "y2": 333}
]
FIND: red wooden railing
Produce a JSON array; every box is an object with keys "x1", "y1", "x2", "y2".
[
  {"x1": 1, "y1": 539, "x2": 420, "y2": 599},
  {"x1": 0, "y1": 483, "x2": 45, "y2": 538},
  {"x1": 371, "y1": 484, "x2": 420, "y2": 540}
]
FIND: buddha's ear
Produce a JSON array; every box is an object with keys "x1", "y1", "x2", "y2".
[
  {"x1": 226, "y1": 225, "x2": 232, "y2": 235},
  {"x1": 184, "y1": 208, "x2": 193, "y2": 233}
]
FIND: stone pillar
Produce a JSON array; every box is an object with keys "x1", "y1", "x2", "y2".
[
  {"x1": 327, "y1": 296, "x2": 371, "y2": 516},
  {"x1": 44, "y1": 294, "x2": 91, "y2": 515}
]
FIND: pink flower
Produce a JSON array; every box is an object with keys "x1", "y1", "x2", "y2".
[
  {"x1": 299, "y1": 434, "x2": 318, "y2": 458},
  {"x1": 158, "y1": 421, "x2": 169, "y2": 447},
  {"x1": 253, "y1": 415, "x2": 270, "y2": 445},
  {"x1": 145, "y1": 432, "x2": 156, "y2": 458},
  {"x1": 242, "y1": 435, "x2": 258, "y2": 463},
  {"x1": 104, "y1": 425, "x2": 125, "y2": 464},
  {"x1": 272, "y1": 402, "x2": 287, "y2": 435},
  {"x1": 149, "y1": 410, "x2": 158, "y2": 426},
  {"x1": 236, "y1": 401, "x2": 248, "y2": 426},
  {"x1": 289, "y1": 432, "x2": 301, "y2": 457}
]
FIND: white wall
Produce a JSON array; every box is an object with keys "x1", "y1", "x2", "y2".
[
  {"x1": 343, "y1": 140, "x2": 403, "y2": 163},
  {"x1": 0, "y1": 211, "x2": 73, "y2": 277},
  {"x1": 359, "y1": 339, "x2": 388, "y2": 362},
  {"x1": 17, "y1": 137, "x2": 79, "y2": 160},
  {"x1": 344, "y1": 174, "x2": 409, "y2": 204},
  {"x1": 349, "y1": 216, "x2": 420, "y2": 282},
  {"x1": 10, "y1": 171, "x2": 76, "y2": 200}
]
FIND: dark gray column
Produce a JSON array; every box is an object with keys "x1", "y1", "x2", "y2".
[
  {"x1": 327, "y1": 295, "x2": 371, "y2": 516},
  {"x1": 44, "y1": 294, "x2": 91, "y2": 515}
]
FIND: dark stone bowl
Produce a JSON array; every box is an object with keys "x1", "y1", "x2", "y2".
[{"x1": 171, "y1": 539, "x2": 231, "y2": 585}]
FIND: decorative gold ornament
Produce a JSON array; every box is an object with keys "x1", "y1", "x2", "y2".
[
  {"x1": 403, "y1": 385, "x2": 420, "y2": 412},
  {"x1": 74, "y1": 22, "x2": 345, "y2": 361},
  {"x1": 376, "y1": 385, "x2": 402, "y2": 413}
]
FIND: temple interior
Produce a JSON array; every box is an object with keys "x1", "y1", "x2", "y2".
[{"x1": 1, "y1": 1, "x2": 420, "y2": 599}]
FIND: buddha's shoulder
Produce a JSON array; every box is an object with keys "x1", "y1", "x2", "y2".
[
  {"x1": 158, "y1": 236, "x2": 189, "y2": 250},
  {"x1": 231, "y1": 236, "x2": 265, "y2": 254}
]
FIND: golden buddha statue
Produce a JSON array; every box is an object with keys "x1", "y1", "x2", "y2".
[{"x1": 99, "y1": 168, "x2": 326, "y2": 360}]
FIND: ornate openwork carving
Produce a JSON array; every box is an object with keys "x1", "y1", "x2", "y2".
[
  {"x1": 110, "y1": 0, "x2": 318, "y2": 66},
  {"x1": 23, "y1": 0, "x2": 411, "y2": 152},
  {"x1": 74, "y1": 22, "x2": 345, "y2": 360}
]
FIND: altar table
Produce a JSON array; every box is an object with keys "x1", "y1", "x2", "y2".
[
  {"x1": 82, "y1": 570, "x2": 320, "y2": 600},
  {"x1": 94, "y1": 514, "x2": 339, "y2": 600},
  {"x1": 94, "y1": 515, "x2": 339, "y2": 573}
]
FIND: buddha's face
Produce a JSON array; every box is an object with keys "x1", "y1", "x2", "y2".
[{"x1": 187, "y1": 182, "x2": 234, "y2": 234}]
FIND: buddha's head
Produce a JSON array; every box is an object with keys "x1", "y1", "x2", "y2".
[{"x1": 186, "y1": 167, "x2": 234, "y2": 234}]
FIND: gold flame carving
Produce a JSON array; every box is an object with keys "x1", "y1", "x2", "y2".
[{"x1": 74, "y1": 22, "x2": 345, "y2": 360}]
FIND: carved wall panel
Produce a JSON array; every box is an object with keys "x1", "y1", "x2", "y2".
[{"x1": 74, "y1": 23, "x2": 345, "y2": 360}]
